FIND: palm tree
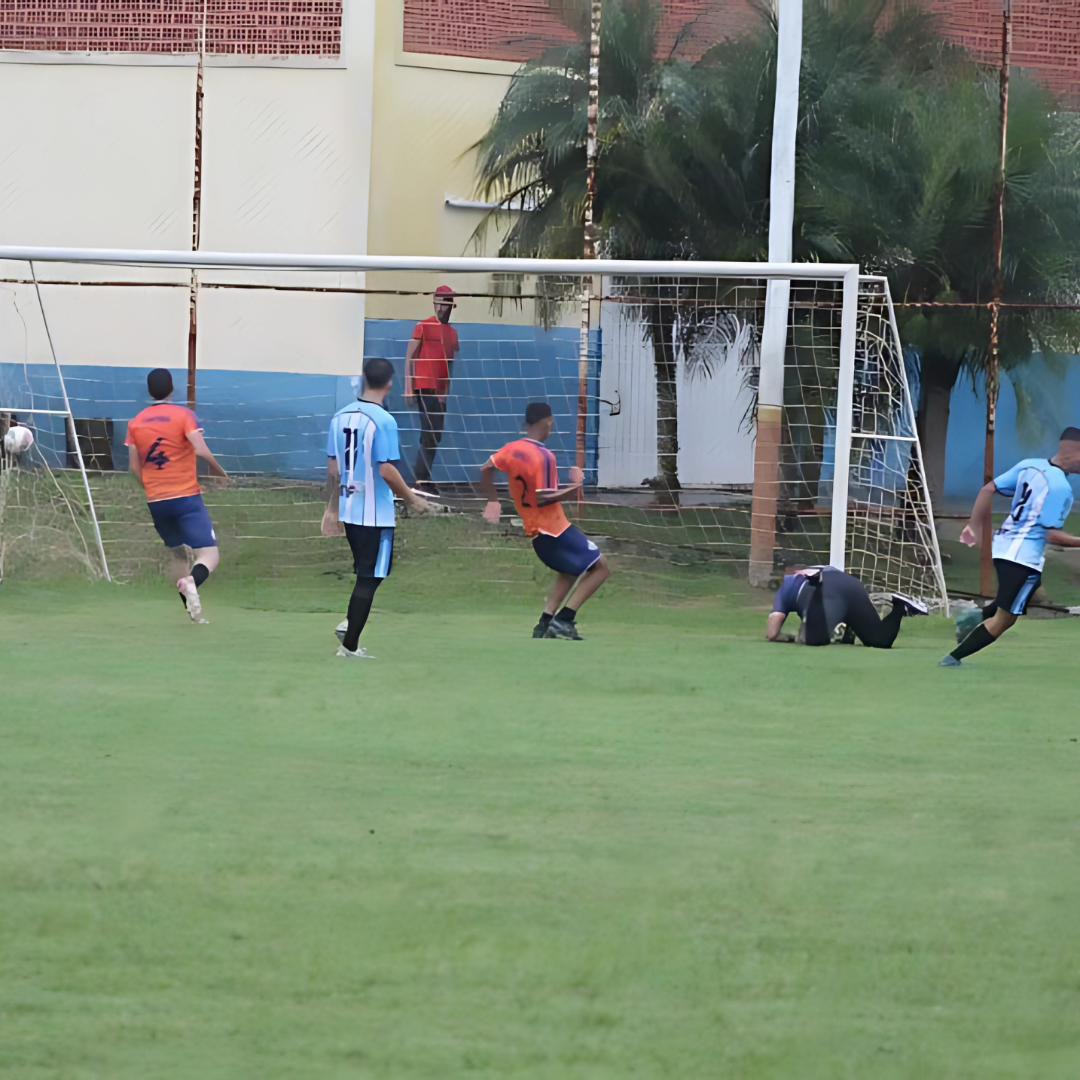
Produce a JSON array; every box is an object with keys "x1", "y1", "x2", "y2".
[
  {"x1": 473, "y1": 0, "x2": 1080, "y2": 497},
  {"x1": 472, "y1": 0, "x2": 744, "y2": 490}
]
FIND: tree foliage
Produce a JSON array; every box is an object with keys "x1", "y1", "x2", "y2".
[{"x1": 472, "y1": 0, "x2": 1080, "y2": 493}]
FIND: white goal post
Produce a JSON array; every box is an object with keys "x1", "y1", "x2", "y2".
[{"x1": 0, "y1": 245, "x2": 948, "y2": 606}]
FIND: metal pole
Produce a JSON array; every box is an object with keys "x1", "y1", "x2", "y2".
[
  {"x1": 29, "y1": 263, "x2": 112, "y2": 582},
  {"x1": 829, "y1": 267, "x2": 859, "y2": 570},
  {"x1": 187, "y1": 0, "x2": 207, "y2": 411},
  {"x1": 748, "y1": 0, "x2": 803, "y2": 585},
  {"x1": 577, "y1": 0, "x2": 601, "y2": 485},
  {"x1": 982, "y1": 0, "x2": 1011, "y2": 596}
]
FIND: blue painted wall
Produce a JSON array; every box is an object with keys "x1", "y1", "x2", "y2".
[
  {"x1": 0, "y1": 318, "x2": 600, "y2": 485},
  {"x1": 944, "y1": 357, "x2": 1080, "y2": 498}
]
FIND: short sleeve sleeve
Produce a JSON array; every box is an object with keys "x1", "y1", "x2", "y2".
[
  {"x1": 326, "y1": 420, "x2": 337, "y2": 459},
  {"x1": 182, "y1": 410, "x2": 200, "y2": 435},
  {"x1": 491, "y1": 446, "x2": 511, "y2": 472},
  {"x1": 772, "y1": 577, "x2": 795, "y2": 613},
  {"x1": 993, "y1": 462, "x2": 1023, "y2": 496},
  {"x1": 411, "y1": 321, "x2": 425, "y2": 341},
  {"x1": 372, "y1": 416, "x2": 399, "y2": 464},
  {"x1": 123, "y1": 418, "x2": 136, "y2": 447}
]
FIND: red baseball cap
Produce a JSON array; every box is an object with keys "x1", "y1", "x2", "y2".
[{"x1": 433, "y1": 285, "x2": 456, "y2": 300}]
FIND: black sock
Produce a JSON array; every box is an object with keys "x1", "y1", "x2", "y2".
[
  {"x1": 555, "y1": 606, "x2": 577, "y2": 623},
  {"x1": 192, "y1": 563, "x2": 210, "y2": 588},
  {"x1": 538, "y1": 612, "x2": 553, "y2": 627},
  {"x1": 343, "y1": 578, "x2": 380, "y2": 652},
  {"x1": 951, "y1": 623, "x2": 997, "y2": 661},
  {"x1": 981, "y1": 602, "x2": 998, "y2": 621}
]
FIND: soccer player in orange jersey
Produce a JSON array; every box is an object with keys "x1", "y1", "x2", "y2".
[
  {"x1": 480, "y1": 402, "x2": 610, "y2": 640},
  {"x1": 125, "y1": 368, "x2": 228, "y2": 623}
]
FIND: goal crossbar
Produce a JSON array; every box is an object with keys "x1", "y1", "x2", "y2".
[{"x1": 0, "y1": 246, "x2": 860, "y2": 280}]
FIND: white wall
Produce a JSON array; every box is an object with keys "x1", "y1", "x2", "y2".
[
  {"x1": 0, "y1": 4, "x2": 377, "y2": 379},
  {"x1": 597, "y1": 299, "x2": 757, "y2": 488}
]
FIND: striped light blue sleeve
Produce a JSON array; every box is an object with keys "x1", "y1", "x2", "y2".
[
  {"x1": 993, "y1": 462, "x2": 1023, "y2": 497},
  {"x1": 372, "y1": 414, "x2": 400, "y2": 464}
]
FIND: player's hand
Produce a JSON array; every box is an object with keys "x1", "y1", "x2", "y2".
[
  {"x1": 960, "y1": 524, "x2": 978, "y2": 547},
  {"x1": 483, "y1": 500, "x2": 501, "y2": 524},
  {"x1": 568, "y1": 466, "x2": 584, "y2": 484},
  {"x1": 409, "y1": 494, "x2": 438, "y2": 516}
]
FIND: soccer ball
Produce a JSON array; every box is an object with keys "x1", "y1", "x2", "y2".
[{"x1": 3, "y1": 425, "x2": 34, "y2": 456}]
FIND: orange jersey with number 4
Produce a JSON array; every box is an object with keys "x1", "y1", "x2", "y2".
[
  {"x1": 125, "y1": 403, "x2": 202, "y2": 502},
  {"x1": 491, "y1": 438, "x2": 569, "y2": 537}
]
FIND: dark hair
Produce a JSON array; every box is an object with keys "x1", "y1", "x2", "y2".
[
  {"x1": 1061, "y1": 426, "x2": 1080, "y2": 444},
  {"x1": 147, "y1": 368, "x2": 173, "y2": 401},
  {"x1": 525, "y1": 401, "x2": 553, "y2": 425},
  {"x1": 363, "y1": 357, "x2": 394, "y2": 390}
]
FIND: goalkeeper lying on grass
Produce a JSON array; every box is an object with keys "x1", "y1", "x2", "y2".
[{"x1": 766, "y1": 565, "x2": 927, "y2": 647}]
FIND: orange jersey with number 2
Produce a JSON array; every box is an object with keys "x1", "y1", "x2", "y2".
[
  {"x1": 125, "y1": 403, "x2": 202, "y2": 502},
  {"x1": 491, "y1": 438, "x2": 569, "y2": 538}
]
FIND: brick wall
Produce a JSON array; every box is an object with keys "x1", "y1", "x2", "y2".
[
  {"x1": 400, "y1": 0, "x2": 1079, "y2": 107},
  {"x1": 928, "y1": 0, "x2": 1080, "y2": 106},
  {"x1": 0, "y1": 0, "x2": 342, "y2": 55}
]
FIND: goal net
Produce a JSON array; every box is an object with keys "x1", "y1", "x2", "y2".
[{"x1": 0, "y1": 249, "x2": 947, "y2": 607}]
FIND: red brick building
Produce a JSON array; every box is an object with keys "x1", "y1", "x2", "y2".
[
  {"x1": 401, "y1": 0, "x2": 1080, "y2": 106},
  {"x1": 0, "y1": 0, "x2": 1076, "y2": 104}
]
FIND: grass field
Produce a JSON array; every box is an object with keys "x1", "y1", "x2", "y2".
[{"x1": 3, "y1": 520, "x2": 1080, "y2": 1077}]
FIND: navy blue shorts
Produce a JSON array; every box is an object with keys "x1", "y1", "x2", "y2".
[
  {"x1": 148, "y1": 494, "x2": 217, "y2": 549},
  {"x1": 532, "y1": 524, "x2": 602, "y2": 576}
]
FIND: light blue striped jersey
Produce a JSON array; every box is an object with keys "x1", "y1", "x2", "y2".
[
  {"x1": 326, "y1": 401, "x2": 401, "y2": 528},
  {"x1": 991, "y1": 457, "x2": 1074, "y2": 571}
]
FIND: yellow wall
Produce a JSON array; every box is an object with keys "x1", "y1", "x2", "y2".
[{"x1": 366, "y1": 0, "x2": 518, "y2": 318}]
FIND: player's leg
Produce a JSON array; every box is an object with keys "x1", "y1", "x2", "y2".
[
  {"x1": 556, "y1": 556, "x2": 610, "y2": 621},
  {"x1": 413, "y1": 394, "x2": 441, "y2": 487},
  {"x1": 531, "y1": 526, "x2": 608, "y2": 640},
  {"x1": 535, "y1": 572, "x2": 576, "y2": 637},
  {"x1": 338, "y1": 525, "x2": 392, "y2": 658},
  {"x1": 173, "y1": 497, "x2": 218, "y2": 622},
  {"x1": 839, "y1": 576, "x2": 905, "y2": 649},
  {"x1": 942, "y1": 558, "x2": 1030, "y2": 666}
]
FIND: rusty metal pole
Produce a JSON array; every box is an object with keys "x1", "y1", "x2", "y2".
[
  {"x1": 187, "y1": 0, "x2": 206, "y2": 410},
  {"x1": 577, "y1": 0, "x2": 601, "y2": 493},
  {"x1": 982, "y1": 0, "x2": 1011, "y2": 596}
]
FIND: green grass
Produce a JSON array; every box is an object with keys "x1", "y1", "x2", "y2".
[{"x1": 3, "y1": 531, "x2": 1080, "y2": 1077}]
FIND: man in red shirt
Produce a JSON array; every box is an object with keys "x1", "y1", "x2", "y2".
[
  {"x1": 125, "y1": 368, "x2": 228, "y2": 623},
  {"x1": 405, "y1": 284, "x2": 459, "y2": 492},
  {"x1": 480, "y1": 402, "x2": 610, "y2": 640}
]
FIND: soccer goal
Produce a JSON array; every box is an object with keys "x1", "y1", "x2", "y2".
[{"x1": 0, "y1": 246, "x2": 947, "y2": 606}]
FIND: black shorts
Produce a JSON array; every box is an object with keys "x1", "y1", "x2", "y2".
[
  {"x1": 344, "y1": 524, "x2": 394, "y2": 579},
  {"x1": 993, "y1": 558, "x2": 1042, "y2": 616}
]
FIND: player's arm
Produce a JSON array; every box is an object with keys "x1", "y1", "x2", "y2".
[
  {"x1": 766, "y1": 611, "x2": 795, "y2": 643},
  {"x1": 404, "y1": 337, "x2": 420, "y2": 399},
  {"x1": 1046, "y1": 529, "x2": 1080, "y2": 548},
  {"x1": 960, "y1": 481, "x2": 997, "y2": 547},
  {"x1": 186, "y1": 429, "x2": 228, "y2": 479},
  {"x1": 536, "y1": 482, "x2": 582, "y2": 505},
  {"x1": 480, "y1": 457, "x2": 502, "y2": 523},
  {"x1": 127, "y1": 444, "x2": 144, "y2": 488},
  {"x1": 537, "y1": 463, "x2": 584, "y2": 505},
  {"x1": 378, "y1": 460, "x2": 431, "y2": 513}
]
